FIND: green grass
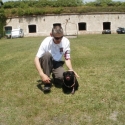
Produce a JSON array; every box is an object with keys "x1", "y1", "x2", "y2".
[{"x1": 0, "y1": 34, "x2": 125, "y2": 125}]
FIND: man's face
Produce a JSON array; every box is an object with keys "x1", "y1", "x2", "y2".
[{"x1": 52, "y1": 33, "x2": 63, "y2": 44}]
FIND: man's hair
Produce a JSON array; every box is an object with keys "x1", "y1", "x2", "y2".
[{"x1": 52, "y1": 25, "x2": 63, "y2": 35}]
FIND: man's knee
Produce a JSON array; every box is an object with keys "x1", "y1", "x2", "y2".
[
  {"x1": 52, "y1": 73, "x2": 63, "y2": 80},
  {"x1": 39, "y1": 52, "x2": 52, "y2": 63},
  {"x1": 43, "y1": 52, "x2": 52, "y2": 59},
  {"x1": 52, "y1": 74, "x2": 63, "y2": 87}
]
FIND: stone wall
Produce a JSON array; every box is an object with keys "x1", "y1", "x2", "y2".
[{"x1": 5, "y1": 13, "x2": 125, "y2": 37}]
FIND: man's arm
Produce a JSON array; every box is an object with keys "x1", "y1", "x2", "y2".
[
  {"x1": 34, "y1": 56, "x2": 50, "y2": 83},
  {"x1": 65, "y1": 59, "x2": 79, "y2": 77}
]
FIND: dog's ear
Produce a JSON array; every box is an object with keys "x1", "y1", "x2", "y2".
[{"x1": 73, "y1": 71, "x2": 75, "y2": 75}]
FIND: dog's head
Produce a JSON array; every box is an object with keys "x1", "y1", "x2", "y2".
[{"x1": 63, "y1": 71, "x2": 75, "y2": 81}]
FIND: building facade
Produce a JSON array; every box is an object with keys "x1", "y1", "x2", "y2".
[{"x1": 5, "y1": 12, "x2": 125, "y2": 37}]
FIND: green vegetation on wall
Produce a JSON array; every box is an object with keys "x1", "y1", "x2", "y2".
[
  {"x1": 3, "y1": 0, "x2": 125, "y2": 17},
  {"x1": 3, "y1": 0, "x2": 83, "y2": 8}
]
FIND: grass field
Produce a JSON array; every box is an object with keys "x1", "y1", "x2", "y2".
[{"x1": 0, "y1": 34, "x2": 125, "y2": 125}]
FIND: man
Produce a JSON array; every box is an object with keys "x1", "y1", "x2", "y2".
[{"x1": 34, "y1": 25, "x2": 79, "y2": 91}]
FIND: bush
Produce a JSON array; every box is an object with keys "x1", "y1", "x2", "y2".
[
  {"x1": 0, "y1": 9, "x2": 6, "y2": 37},
  {"x1": 2, "y1": 0, "x2": 125, "y2": 17},
  {"x1": 18, "y1": 8, "x2": 24, "y2": 16},
  {"x1": 3, "y1": 0, "x2": 83, "y2": 8}
]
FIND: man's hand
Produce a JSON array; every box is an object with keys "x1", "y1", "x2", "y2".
[
  {"x1": 73, "y1": 71, "x2": 80, "y2": 78},
  {"x1": 68, "y1": 70, "x2": 80, "y2": 78},
  {"x1": 40, "y1": 73, "x2": 51, "y2": 83},
  {"x1": 65, "y1": 59, "x2": 79, "y2": 78}
]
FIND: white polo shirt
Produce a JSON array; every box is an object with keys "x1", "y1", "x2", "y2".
[{"x1": 36, "y1": 36, "x2": 70, "y2": 61}]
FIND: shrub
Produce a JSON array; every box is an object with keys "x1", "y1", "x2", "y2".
[
  {"x1": 2, "y1": 0, "x2": 125, "y2": 17},
  {"x1": 0, "y1": 9, "x2": 6, "y2": 37}
]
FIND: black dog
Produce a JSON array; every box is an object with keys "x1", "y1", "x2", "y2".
[{"x1": 63, "y1": 71, "x2": 79, "y2": 94}]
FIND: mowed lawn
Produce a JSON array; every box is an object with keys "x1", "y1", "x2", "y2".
[{"x1": 0, "y1": 34, "x2": 125, "y2": 125}]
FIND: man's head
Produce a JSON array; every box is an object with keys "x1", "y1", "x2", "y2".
[{"x1": 51, "y1": 25, "x2": 64, "y2": 44}]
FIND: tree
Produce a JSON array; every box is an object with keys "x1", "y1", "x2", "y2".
[
  {"x1": 0, "y1": 8, "x2": 6, "y2": 38},
  {"x1": 96, "y1": 0, "x2": 112, "y2": 3},
  {"x1": 95, "y1": 0, "x2": 113, "y2": 6},
  {"x1": 0, "y1": 0, "x2": 3, "y2": 7}
]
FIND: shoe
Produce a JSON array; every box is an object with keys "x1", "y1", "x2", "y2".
[{"x1": 43, "y1": 84, "x2": 51, "y2": 92}]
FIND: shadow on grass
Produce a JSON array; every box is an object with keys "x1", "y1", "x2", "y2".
[
  {"x1": 36, "y1": 80, "x2": 51, "y2": 94},
  {"x1": 62, "y1": 89, "x2": 74, "y2": 94},
  {"x1": 36, "y1": 79, "x2": 76, "y2": 94}
]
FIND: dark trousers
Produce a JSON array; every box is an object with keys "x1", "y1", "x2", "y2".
[{"x1": 39, "y1": 52, "x2": 65, "y2": 82}]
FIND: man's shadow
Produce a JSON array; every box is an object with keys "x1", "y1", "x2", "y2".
[
  {"x1": 37, "y1": 80, "x2": 52, "y2": 94},
  {"x1": 36, "y1": 80, "x2": 44, "y2": 91},
  {"x1": 36, "y1": 78, "x2": 63, "y2": 94}
]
